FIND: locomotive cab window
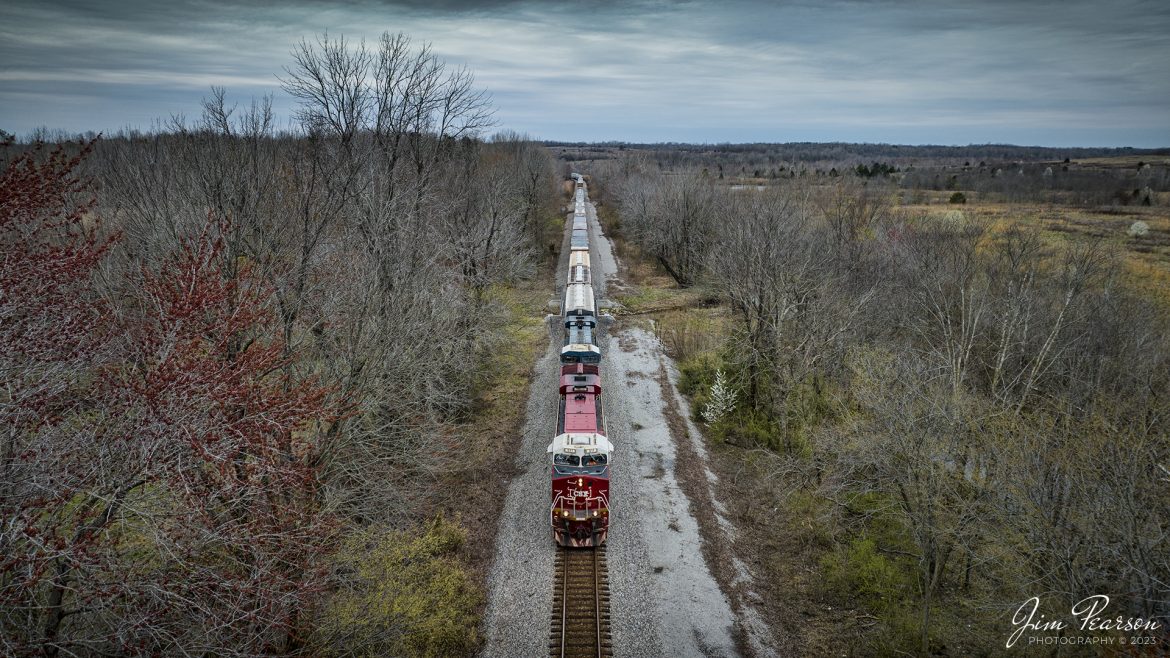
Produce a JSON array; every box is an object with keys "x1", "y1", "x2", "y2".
[{"x1": 553, "y1": 453, "x2": 580, "y2": 466}]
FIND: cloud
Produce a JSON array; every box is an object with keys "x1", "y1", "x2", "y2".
[{"x1": 1, "y1": 0, "x2": 1167, "y2": 145}]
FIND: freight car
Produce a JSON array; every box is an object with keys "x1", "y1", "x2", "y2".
[
  {"x1": 568, "y1": 250, "x2": 590, "y2": 285},
  {"x1": 563, "y1": 282, "x2": 595, "y2": 318}
]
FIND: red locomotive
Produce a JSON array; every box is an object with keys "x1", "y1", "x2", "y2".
[{"x1": 548, "y1": 362, "x2": 611, "y2": 547}]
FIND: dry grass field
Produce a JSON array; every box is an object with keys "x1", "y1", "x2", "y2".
[{"x1": 905, "y1": 200, "x2": 1170, "y2": 303}]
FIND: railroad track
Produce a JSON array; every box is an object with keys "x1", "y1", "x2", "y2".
[{"x1": 550, "y1": 546, "x2": 612, "y2": 658}]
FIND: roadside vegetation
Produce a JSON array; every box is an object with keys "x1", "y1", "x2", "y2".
[
  {"x1": 0, "y1": 33, "x2": 559, "y2": 657},
  {"x1": 588, "y1": 153, "x2": 1170, "y2": 656}
]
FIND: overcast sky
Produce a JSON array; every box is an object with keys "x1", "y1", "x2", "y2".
[{"x1": 2, "y1": 0, "x2": 1168, "y2": 146}]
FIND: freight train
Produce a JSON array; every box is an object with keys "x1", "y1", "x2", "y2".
[{"x1": 548, "y1": 176, "x2": 611, "y2": 547}]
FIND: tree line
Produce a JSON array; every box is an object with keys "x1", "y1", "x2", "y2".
[
  {"x1": 1, "y1": 33, "x2": 559, "y2": 656},
  {"x1": 565, "y1": 142, "x2": 1169, "y2": 210}
]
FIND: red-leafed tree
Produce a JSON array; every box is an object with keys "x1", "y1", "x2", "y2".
[
  {"x1": 1, "y1": 143, "x2": 339, "y2": 656},
  {"x1": 0, "y1": 141, "x2": 125, "y2": 656},
  {"x1": 110, "y1": 222, "x2": 340, "y2": 654}
]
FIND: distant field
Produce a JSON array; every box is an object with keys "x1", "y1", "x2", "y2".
[
  {"x1": 907, "y1": 201, "x2": 1170, "y2": 302},
  {"x1": 1069, "y1": 154, "x2": 1170, "y2": 167}
]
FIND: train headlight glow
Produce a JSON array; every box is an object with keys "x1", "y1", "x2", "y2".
[
  {"x1": 577, "y1": 478, "x2": 584, "y2": 487},
  {"x1": 562, "y1": 510, "x2": 570, "y2": 518},
  {"x1": 592, "y1": 510, "x2": 599, "y2": 517}
]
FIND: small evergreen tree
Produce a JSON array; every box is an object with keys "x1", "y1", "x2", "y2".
[{"x1": 702, "y1": 370, "x2": 737, "y2": 425}]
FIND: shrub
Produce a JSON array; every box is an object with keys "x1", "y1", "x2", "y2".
[
  {"x1": 822, "y1": 537, "x2": 911, "y2": 603},
  {"x1": 948, "y1": 191, "x2": 967, "y2": 204},
  {"x1": 721, "y1": 407, "x2": 783, "y2": 448},
  {"x1": 678, "y1": 353, "x2": 719, "y2": 399},
  {"x1": 1129, "y1": 220, "x2": 1150, "y2": 237},
  {"x1": 318, "y1": 516, "x2": 482, "y2": 657}
]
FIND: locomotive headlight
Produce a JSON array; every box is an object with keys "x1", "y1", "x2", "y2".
[
  {"x1": 592, "y1": 510, "x2": 599, "y2": 517},
  {"x1": 562, "y1": 510, "x2": 570, "y2": 518},
  {"x1": 577, "y1": 478, "x2": 584, "y2": 487}
]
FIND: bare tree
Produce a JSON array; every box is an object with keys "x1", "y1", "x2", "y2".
[
  {"x1": 284, "y1": 34, "x2": 372, "y2": 146},
  {"x1": 817, "y1": 178, "x2": 889, "y2": 266},
  {"x1": 843, "y1": 347, "x2": 990, "y2": 655},
  {"x1": 903, "y1": 217, "x2": 988, "y2": 400},
  {"x1": 617, "y1": 172, "x2": 719, "y2": 286}
]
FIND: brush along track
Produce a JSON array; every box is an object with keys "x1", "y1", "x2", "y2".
[{"x1": 550, "y1": 546, "x2": 612, "y2": 658}]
